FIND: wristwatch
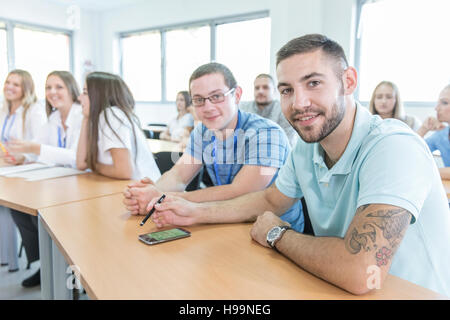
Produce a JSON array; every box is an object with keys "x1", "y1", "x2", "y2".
[{"x1": 266, "y1": 225, "x2": 292, "y2": 250}]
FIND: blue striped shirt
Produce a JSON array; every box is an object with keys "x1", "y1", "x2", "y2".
[{"x1": 186, "y1": 110, "x2": 304, "y2": 232}]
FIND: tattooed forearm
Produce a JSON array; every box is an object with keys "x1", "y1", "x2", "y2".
[
  {"x1": 346, "y1": 225, "x2": 376, "y2": 254},
  {"x1": 366, "y1": 209, "x2": 411, "y2": 248},
  {"x1": 344, "y1": 205, "x2": 412, "y2": 264}
]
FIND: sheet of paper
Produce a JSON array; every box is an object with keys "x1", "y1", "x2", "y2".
[
  {"x1": 5, "y1": 166, "x2": 86, "y2": 181},
  {"x1": 0, "y1": 163, "x2": 52, "y2": 176}
]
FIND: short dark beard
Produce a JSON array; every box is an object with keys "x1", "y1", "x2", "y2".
[
  {"x1": 290, "y1": 89, "x2": 346, "y2": 143},
  {"x1": 255, "y1": 100, "x2": 272, "y2": 108}
]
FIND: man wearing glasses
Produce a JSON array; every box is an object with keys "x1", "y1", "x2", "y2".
[{"x1": 123, "y1": 62, "x2": 304, "y2": 232}]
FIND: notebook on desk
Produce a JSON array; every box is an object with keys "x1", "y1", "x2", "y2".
[
  {"x1": 4, "y1": 166, "x2": 86, "y2": 181},
  {"x1": 0, "y1": 163, "x2": 52, "y2": 176}
]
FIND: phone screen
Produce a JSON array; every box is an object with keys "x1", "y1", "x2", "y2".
[{"x1": 139, "y1": 228, "x2": 191, "y2": 245}]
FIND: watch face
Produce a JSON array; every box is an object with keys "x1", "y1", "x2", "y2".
[{"x1": 267, "y1": 226, "x2": 282, "y2": 242}]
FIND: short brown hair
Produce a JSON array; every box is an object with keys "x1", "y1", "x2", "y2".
[
  {"x1": 189, "y1": 62, "x2": 237, "y2": 92},
  {"x1": 276, "y1": 34, "x2": 348, "y2": 77},
  {"x1": 255, "y1": 73, "x2": 275, "y2": 86}
]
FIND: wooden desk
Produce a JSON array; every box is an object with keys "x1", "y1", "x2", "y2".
[
  {"x1": 0, "y1": 172, "x2": 130, "y2": 215},
  {"x1": 39, "y1": 193, "x2": 446, "y2": 300},
  {"x1": 443, "y1": 179, "x2": 450, "y2": 199},
  {"x1": 147, "y1": 138, "x2": 183, "y2": 154}
]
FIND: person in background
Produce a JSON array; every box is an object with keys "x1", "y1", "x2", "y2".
[
  {"x1": 179, "y1": 103, "x2": 201, "y2": 150},
  {"x1": 240, "y1": 74, "x2": 298, "y2": 147},
  {"x1": 369, "y1": 80, "x2": 421, "y2": 131},
  {"x1": 145, "y1": 34, "x2": 450, "y2": 297},
  {"x1": 5, "y1": 71, "x2": 82, "y2": 288},
  {"x1": 160, "y1": 91, "x2": 194, "y2": 142},
  {"x1": 0, "y1": 70, "x2": 46, "y2": 281},
  {"x1": 123, "y1": 62, "x2": 304, "y2": 233},
  {"x1": 6, "y1": 71, "x2": 83, "y2": 167},
  {"x1": 417, "y1": 84, "x2": 450, "y2": 179},
  {"x1": 76, "y1": 71, "x2": 161, "y2": 182}
]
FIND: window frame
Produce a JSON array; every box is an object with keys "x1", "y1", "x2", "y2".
[
  {"x1": 0, "y1": 17, "x2": 74, "y2": 77},
  {"x1": 354, "y1": 0, "x2": 436, "y2": 109},
  {"x1": 118, "y1": 11, "x2": 270, "y2": 103}
]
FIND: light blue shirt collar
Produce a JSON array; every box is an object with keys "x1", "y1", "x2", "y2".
[{"x1": 312, "y1": 102, "x2": 374, "y2": 182}]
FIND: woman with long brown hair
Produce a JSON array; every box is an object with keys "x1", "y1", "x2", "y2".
[
  {"x1": 0, "y1": 70, "x2": 46, "y2": 279},
  {"x1": 77, "y1": 71, "x2": 160, "y2": 181},
  {"x1": 160, "y1": 91, "x2": 194, "y2": 142}
]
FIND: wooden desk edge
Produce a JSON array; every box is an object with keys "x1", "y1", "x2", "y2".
[
  {"x1": 38, "y1": 209, "x2": 99, "y2": 300},
  {"x1": 0, "y1": 199, "x2": 37, "y2": 215}
]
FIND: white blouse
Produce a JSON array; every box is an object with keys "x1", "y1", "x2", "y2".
[
  {"x1": 97, "y1": 106, "x2": 161, "y2": 181},
  {"x1": 34, "y1": 104, "x2": 83, "y2": 168},
  {"x1": 167, "y1": 113, "x2": 194, "y2": 141},
  {"x1": 0, "y1": 102, "x2": 47, "y2": 142}
]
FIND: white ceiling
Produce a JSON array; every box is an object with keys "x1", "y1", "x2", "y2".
[{"x1": 51, "y1": 0, "x2": 148, "y2": 12}]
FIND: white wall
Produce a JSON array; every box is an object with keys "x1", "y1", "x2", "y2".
[
  {"x1": 99, "y1": 0, "x2": 361, "y2": 125},
  {"x1": 0, "y1": 0, "x2": 435, "y2": 125}
]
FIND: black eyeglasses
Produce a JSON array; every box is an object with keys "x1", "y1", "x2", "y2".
[{"x1": 191, "y1": 88, "x2": 235, "y2": 107}]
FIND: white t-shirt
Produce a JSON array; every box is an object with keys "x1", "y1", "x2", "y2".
[
  {"x1": 168, "y1": 113, "x2": 194, "y2": 141},
  {"x1": 97, "y1": 106, "x2": 161, "y2": 181}
]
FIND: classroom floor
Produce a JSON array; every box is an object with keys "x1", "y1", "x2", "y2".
[
  {"x1": 0, "y1": 253, "x2": 41, "y2": 300},
  {"x1": 0, "y1": 233, "x2": 88, "y2": 300}
]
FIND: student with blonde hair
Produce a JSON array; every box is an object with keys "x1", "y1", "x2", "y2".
[
  {"x1": 369, "y1": 81, "x2": 421, "y2": 131},
  {"x1": 5, "y1": 70, "x2": 83, "y2": 287},
  {"x1": 6, "y1": 70, "x2": 83, "y2": 166},
  {"x1": 76, "y1": 71, "x2": 160, "y2": 181},
  {"x1": 0, "y1": 70, "x2": 46, "y2": 277}
]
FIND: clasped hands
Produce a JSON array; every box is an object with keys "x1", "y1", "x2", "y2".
[
  {"x1": 122, "y1": 177, "x2": 197, "y2": 227},
  {"x1": 122, "y1": 177, "x2": 291, "y2": 248}
]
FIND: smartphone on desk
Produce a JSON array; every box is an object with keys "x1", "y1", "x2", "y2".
[{"x1": 139, "y1": 228, "x2": 191, "y2": 245}]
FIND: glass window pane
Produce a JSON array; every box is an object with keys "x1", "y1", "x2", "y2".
[
  {"x1": 0, "y1": 28, "x2": 8, "y2": 97},
  {"x1": 166, "y1": 26, "x2": 210, "y2": 101},
  {"x1": 358, "y1": 0, "x2": 450, "y2": 102},
  {"x1": 14, "y1": 27, "x2": 71, "y2": 100},
  {"x1": 122, "y1": 32, "x2": 161, "y2": 101},
  {"x1": 216, "y1": 17, "x2": 271, "y2": 101}
]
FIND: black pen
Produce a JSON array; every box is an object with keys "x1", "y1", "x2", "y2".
[{"x1": 140, "y1": 194, "x2": 166, "y2": 226}]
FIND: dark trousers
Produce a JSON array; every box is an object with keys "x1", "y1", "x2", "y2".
[{"x1": 10, "y1": 209, "x2": 39, "y2": 264}]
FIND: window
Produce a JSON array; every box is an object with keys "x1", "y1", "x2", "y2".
[
  {"x1": 0, "y1": 23, "x2": 7, "y2": 92},
  {"x1": 0, "y1": 20, "x2": 73, "y2": 101},
  {"x1": 121, "y1": 32, "x2": 161, "y2": 101},
  {"x1": 165, "y1": 26, "x2": 210, "y2": 101},
  {"x1": 120, "y1": 12, "x2": 270, "y2": 103},
  {"x1": 14, "y1": 26, "x2": 71, "y2": 99},
  {"x1": 356, "y1": 0, "x2": 450, "y2": 104},
  {"x1": 216, "y1": 17, "x2": 271, "y2": 101}
]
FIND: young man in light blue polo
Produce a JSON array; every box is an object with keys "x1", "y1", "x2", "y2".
[
  {"x1": 148, "y1": 34, "x2": 450, "y2": 297},
  {"x1": 123, "y1": 62, "x2": 304, "y2": 232}
]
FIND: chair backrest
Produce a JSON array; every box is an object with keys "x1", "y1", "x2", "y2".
[
  {"x1": 153, "y1": 151, "x2": 210, "y2": 191},
  {"x1": 153, "y1": 151, "x2": 181, "y2": 174}
]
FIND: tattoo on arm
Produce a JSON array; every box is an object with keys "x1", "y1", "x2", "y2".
[{"x1": 345, "y1": 205, "x2": 412, "y2": 267}]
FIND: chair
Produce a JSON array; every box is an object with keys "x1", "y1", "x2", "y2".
[
  {"x1": 147, "y1": 123, "x2": 167, "y2": 140},
  {"x1": 301, "y1": 197, "x2": 314, "y2": 236},
  {"x1": 153, "y1": 151, "x2": 204, "y2": 191}
]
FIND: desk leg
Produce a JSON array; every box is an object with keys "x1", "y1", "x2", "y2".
[
  {"x1": 38, "y1": 215, "x2": 54, "y2": 300},
  {"x1": 52, "y1": 243, "x2": 73, "y2": 300}
]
